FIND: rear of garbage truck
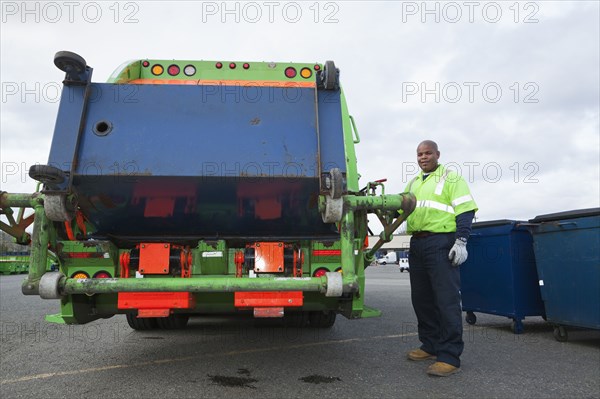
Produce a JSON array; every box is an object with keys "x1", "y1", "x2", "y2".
[{"x1": 0, "y1": 52, "x2": 415, "y2": 329}]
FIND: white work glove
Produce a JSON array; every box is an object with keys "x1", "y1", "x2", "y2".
[{"x1": 448, "y1": 238, "x2": 468, "y2": 267}]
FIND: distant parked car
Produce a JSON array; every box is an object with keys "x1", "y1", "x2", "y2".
[{"x1": 399, "y1": 258, "x2": 410, "y2": 272}]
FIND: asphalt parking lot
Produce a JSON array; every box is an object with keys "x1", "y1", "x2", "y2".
[{"x1": 1, "y1": 265, "x2": 599, "y2": 398}]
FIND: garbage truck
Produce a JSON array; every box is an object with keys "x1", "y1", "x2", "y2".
[{"x1": 0, "y1": 52, "x2": 415, "y2": 330}]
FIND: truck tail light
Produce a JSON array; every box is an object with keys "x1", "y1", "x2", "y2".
[
  {"x1": 167, "y1": 64, "x2": 180, "y2": 76},
  {"x1": 72, "y1": 271, "x2": 89, "y2": 279},
  {"x1": 94, "y1": 271, "x2": 111, "y2": 279},
  {"x1": 313, "y1": 268, "x2": 327, "y2": 277},
  {"x1": 285, "y1": 67, "x2": 297, "y2": 78}
]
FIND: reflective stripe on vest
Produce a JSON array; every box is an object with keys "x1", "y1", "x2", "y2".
[
  {"x1": 406, "y1": 176, "x2": 419, "y2": 193},
  {"x1": 452, "y1": 194, "x2": 474, "y2": 207},
  {"x1": 416, "y1": 200, "x2": 455, "y2": 214},
  {"x1": 434, "y1": 169, "x2": 451, "y2": 195}
]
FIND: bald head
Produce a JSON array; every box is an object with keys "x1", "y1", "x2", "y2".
[
  {"x1": 416, "y1": 140, "x2": 440, "y2": 173},
  {"x1": 418, "y1": 140, "x2": 438, "y2": 152}
]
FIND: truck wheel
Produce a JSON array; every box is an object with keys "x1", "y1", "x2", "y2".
[
  {"x1": 283, "y1": 311, "x2": 309, "y2": 327},
  {"x1": 308, "y1": 311, "x2": 336, "y2": 328},
  {"x1": 157, "y1": 314, "x2": 189, "y2": 330},
  {"x1": 126, "y1": 313, "x2": 158, "y2": 330}
]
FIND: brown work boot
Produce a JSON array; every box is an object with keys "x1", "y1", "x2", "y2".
[
  {"x1": 407, "y1": 348, "x2": 436, "y2": 361},
  {"x1": 426, "y1": 362, "x2": 461, "y2": 377}
]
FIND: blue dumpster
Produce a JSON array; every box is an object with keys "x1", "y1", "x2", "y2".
[
  {"x1": 460, "y1": 220, "x2": 545, "y2": 334},
  {"x1": 528, "y1": 208, "x2": 600, "y2": 342}
]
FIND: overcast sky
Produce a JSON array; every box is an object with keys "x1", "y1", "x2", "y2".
[{"x1": 1, "y1": 1, "x2": 599, "y2": 231}]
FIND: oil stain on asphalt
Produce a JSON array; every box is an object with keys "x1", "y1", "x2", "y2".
[
  {"x1": 208, "y1": 374, "x2": 258, "y2": 389},
  {"x1": 299, "y1": 375, "x2": 342, "y2": 384}
]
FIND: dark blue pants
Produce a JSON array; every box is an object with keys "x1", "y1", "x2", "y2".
[{"x1": 409, "y1": 233, "x2": 464, "y2": 367}]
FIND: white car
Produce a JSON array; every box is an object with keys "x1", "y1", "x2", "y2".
[{"x1": 398, "y1": 258, "x2": 410, "y2": 272}]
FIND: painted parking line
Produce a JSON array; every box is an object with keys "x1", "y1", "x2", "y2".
[{"x1": 0, "y1": 331, "x2": 419, "y2": 385}]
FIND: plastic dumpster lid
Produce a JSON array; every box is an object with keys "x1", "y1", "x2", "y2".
[
  {"x1": 528, "y1": 208, "x2": 600, "y2": 223},
  {"x1": 472, "y1": 219, "x2": 524, "y2": 228}
]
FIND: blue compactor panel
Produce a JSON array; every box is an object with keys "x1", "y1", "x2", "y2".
[{"x1": 44, "y1": 82, "x2": 348, "y2": 241}]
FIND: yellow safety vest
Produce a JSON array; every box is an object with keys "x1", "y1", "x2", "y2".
[{"x1": 404, "y1": 164, "x2": 478, "y2": 233}]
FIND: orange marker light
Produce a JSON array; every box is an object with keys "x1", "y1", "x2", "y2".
[
  {"x1": 72, "y1": 272, "x2": 90, "y2": 279},
  {"x1": 300, "y1": 68, "x2": 312, "y2": 78},
  {"x1": 151, "y1": 64, "x2": 164, "y2": 76}
]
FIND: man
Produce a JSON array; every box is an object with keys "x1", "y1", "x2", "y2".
[{"x1": 404, "y1": 140, "x2": 477, "y2": 377}]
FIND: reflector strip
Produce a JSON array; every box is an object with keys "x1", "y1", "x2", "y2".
[
  {"x1": 312, "y1": 250, "x2": 341, "y2": 256},
  {"x1": 234, "y1": 291, "x2": 303, "y2": 307},
  {"x1": 128, "y1": 79, "x2": 316, "y2": 87},
  {"x1": 138, "y1": 309, "x2": 170, "y2": 318},
  {"x1": 63, "y1": 252, "x2": 103, "y2": 258},
  {"x1": 254, "y1": 307, "x2": 284, "y2": 318}
]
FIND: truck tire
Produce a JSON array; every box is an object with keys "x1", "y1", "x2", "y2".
[
  {"x1": 126, "y1": 313, "x2": 157, "y2": 330},
  {"x1": 156, "y1": 314, "x2": 189, "y2": 330},
  {"x1": 283, "y1": 311, "x2": 309, "y2": 327},
  {"x1": 308, "y1": 311, "x2": 336, "y2": 328}
]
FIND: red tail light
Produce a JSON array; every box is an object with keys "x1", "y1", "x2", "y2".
[
  {"x1": 313, "y1": 268, "x2": 328, "y2": 277},
  {"x1": 167, "y1": 65, "x2": 180, "y2": 76},
  {"x1": 284, "y1": 67, "x2": 297, "y2": 78},
  {"x1": 94, "y1": 271, "x2": 111, "y2": 279}
]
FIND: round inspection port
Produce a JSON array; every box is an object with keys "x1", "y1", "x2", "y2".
[{"x1": 93, "y1": 120, "x2": 113, "y2": 136}]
